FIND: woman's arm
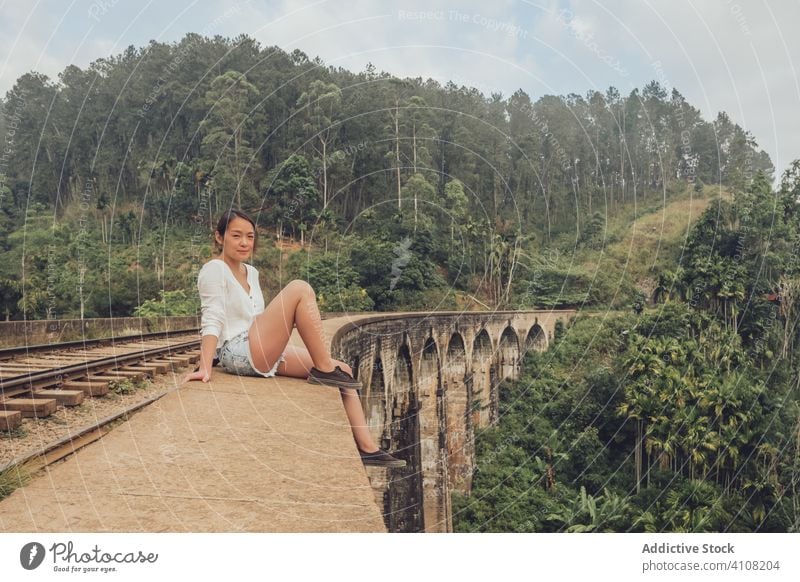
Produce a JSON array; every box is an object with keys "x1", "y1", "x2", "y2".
[
  {"x1": 198, "y1": 260, "x2": 226, "y2": 337},
  {"x1": 184, "y1": 334, "x2": 218, "y2": 383},
  {"x1": 199, "y1": 334, "x2": 218, "y2": 372},
  {"x1": 184, "y1": 261, "x2": 225, "y2": 383}
]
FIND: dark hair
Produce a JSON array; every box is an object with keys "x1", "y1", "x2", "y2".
[{"x1": 214, "y1": 209, "x2": 258, "y2": 253}]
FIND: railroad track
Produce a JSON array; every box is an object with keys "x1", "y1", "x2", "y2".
[{"x1": 0, "y1": 329, "x2": 200, "y2": 433}]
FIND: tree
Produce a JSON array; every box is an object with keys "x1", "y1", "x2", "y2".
[
  {"x1": 0, "y1": 278, "x2": 20, "y2": 320},
  {"x1": 402, "y1": 95, "x2": 436, "y2": 173},
  {"x1": 382, "y1": 79, "x2": 415, "y2": 209},
  {"x1": 486, "y1": 219, "x2": 530, "y2": 309},
  {"x1": 134, "y1": 289, "x2": 199, "y2": 317},
  {"x1": 264, "y1": 154, "x2": 320, "y2": 244},
  {"x1": 400, "y1": 173, "x2": 436, "y2": 232},
  {"x1": 546, "y1": 486, "x2": 635, "y2": 532},
  {"x1": 300, "y1": 253, "x2": 374, "y2": 312},
  {"x1": 442, "y1": 179, "x2": 470, "y2": 272},
  {"x1": 200, "y1": 70, "x2": 260, "y2": 208},
  {"x1": 653, "y1": 267, "x2": 685, "y2": 304},
  {"x1": 296, "y1": 80, "x2": 342, "y2": 208}
]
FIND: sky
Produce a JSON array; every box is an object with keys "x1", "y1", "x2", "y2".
[{"x1": 1, "y1": 0, "x2": 799, "y2": 181}]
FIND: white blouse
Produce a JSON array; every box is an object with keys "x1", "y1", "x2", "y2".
[{"x1": 197, "y1": 258, "x2": 266, "y2": 355}]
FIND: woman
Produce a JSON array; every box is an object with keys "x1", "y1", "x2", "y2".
[{"x1": 182, "y1": 209, "x2": 405, "y2": 468}]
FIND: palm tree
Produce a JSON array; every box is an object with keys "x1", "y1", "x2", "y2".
[
  {"x1": 653, "y1": 267, "x2": 685, "y2": 303},
  {"x1": 663, "y1": 479, "x2": 727, "y2": 532},
  {"x1": 618, "y1": 387, "x2": 661, "y2": 491},
  {"x1": 680, "y1": 408, "x2": 717, "y2": 480},
  {"x1": 547, "y1": 486, "x2": 633, "y2": 532}
]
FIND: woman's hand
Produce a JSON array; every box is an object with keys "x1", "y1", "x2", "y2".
[{"x1": 182, "y1": 366, "x2": 212, "y2": 383}]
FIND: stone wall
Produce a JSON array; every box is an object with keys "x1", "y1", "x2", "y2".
[
  {"x1": 331, "y1": 309, "x2": 577, "y2": 532},
  {"x1": 0, "y1": 316, "x2": 201, "y2": 347},
  {"x1": 0, "y1": 311, "x2": 364, "y2": 348}
]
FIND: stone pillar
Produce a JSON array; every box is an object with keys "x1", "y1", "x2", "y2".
[
  {"x1": 443, "y1": 336, "x2": 472, "y2": 496},
  {"x1": 417, "y1": 340, "x2": 448, "y2": 532},
  {"x1": 383, "y1": 345, "x2": 424, "y2": 532}
]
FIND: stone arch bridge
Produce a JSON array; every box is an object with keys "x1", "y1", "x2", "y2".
[
  {"x1": 0, "y1": 309, "x2": 575, "y2": 533},
  {"x1": 332, "y1": 309, "x2": 576, "y2": 533}
]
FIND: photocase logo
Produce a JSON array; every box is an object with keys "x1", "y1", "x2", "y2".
[
  {"x1": 19, "y1": 542, "x2": 46, "y2": 570},
  {"x1": 389, "y1": 236, "x2": 413, "y2": 290}
]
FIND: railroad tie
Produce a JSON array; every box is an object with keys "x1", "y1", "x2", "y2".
[
  {"x1": 32, "y1": 389, "x2": 85, "y2": 406},
  {"x1": 1, "y1": 398, "x2": 57, "y2": 418},
  {"x1": 0, "y1": 410, "x2": 22, "y2": 431},
  {"x1": 97, "y1": 370, "x2": 147, "y2": 381},
  {"x1": 119, "y1": 364, "x2": 165, "y2": 375},
  {"x1": 62, "y1": 380, "x2": 110, "y2": 396},
  {"x1": 149, "y1": 355, "x2": 198, "y2": 366}
]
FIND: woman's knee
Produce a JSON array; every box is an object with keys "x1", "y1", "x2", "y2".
[{"x1": 287, "y1": 279, "x2": 315, "y2": 297}]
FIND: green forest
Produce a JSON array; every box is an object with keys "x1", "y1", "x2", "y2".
[
  {"x1": 454, "y1": 171, "x2": 800, "y2": 532},
  {"x1": 1, "y1": 34, "x2": 798, "y2": 531},
  {"x1": 0, "y1": 34, "x2": 774, "y2": 319}
]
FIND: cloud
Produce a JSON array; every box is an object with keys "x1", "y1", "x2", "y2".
[
  {"x1": 2, "y1": 0, "x2": 799, "y2": 178},
  {"x1": 0, "y1": 2, "x2": 66, "y2": 92},
  {"x1": 243, "y1": 0, "x2": 527, "y2": 95},
  {"x1": 547, "y1": 0, "x2": 800, "y2": 178}
]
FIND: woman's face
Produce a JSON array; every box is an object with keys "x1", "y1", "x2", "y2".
[{"x1": 216, "y1": 217, "x2": 255, "y2": 261}]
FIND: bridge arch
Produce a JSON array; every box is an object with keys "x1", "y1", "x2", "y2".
[
  {"x1": 444, "y1": 332, "x2": 472, "y2": 494},
  {"x1": 470, "y1": 329, "x2": 492, "y2": 429},
  {"x1": 365, "y1": 347, "x2": 387, "y2": 437},
  {"x1": 525, "y1": 323, "x2": 547, "y2": 354},
  {"x1": 498, "y1": 325, "x2": 520, "y2": 380}
]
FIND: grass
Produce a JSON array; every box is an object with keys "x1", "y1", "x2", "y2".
[
  {"x1": 0, "y1": 460, "x2": 36, "y2": 502},
  {"x1": 512, "y1": 185, "x2": 731, "y2": 311},
  {"x1": 37, "y1": 413, "x2": 68, "y2": 425},
  {"x1": 1, "y1": 425, "x2": 28, "y2": 440},
  {"x1": 578, "y1": 187, "x2": 731, "y2": 299},
  {"x1": 108, "y1": 377, "x2": 150, "y2": 395}
]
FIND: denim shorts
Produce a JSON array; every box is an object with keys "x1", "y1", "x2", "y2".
[{"x1": 218, "y1": 330, "x2": 286, "y2": 378}]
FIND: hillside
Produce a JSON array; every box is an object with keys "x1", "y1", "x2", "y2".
[
  {"x1": 0, "y1": 34, "x2": 775, "y2": 319},
  {"x1": 514, "y1": 185, "x2": 731, "y2": 311},
  {"x1": 584, "y1": 186, "x2": 729, "y2": 306}
]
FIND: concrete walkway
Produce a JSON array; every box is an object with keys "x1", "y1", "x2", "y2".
[{"x1": 0, "y1": 316, "x2": 386, "y2": 532}]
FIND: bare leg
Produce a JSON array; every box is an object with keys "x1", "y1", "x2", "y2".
[
  {"x1": 248, "y1": 279, "x2": 334, "y2": 374},
  {"x1": 276, "y1": 345, "x2": 378, "y2": 452},
  {"x1": 340, "y1": 387, "x2": 378, "y2": 453},
  {"x1": 248, "y1": 281, "x2": 379, "y2": 452}
]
